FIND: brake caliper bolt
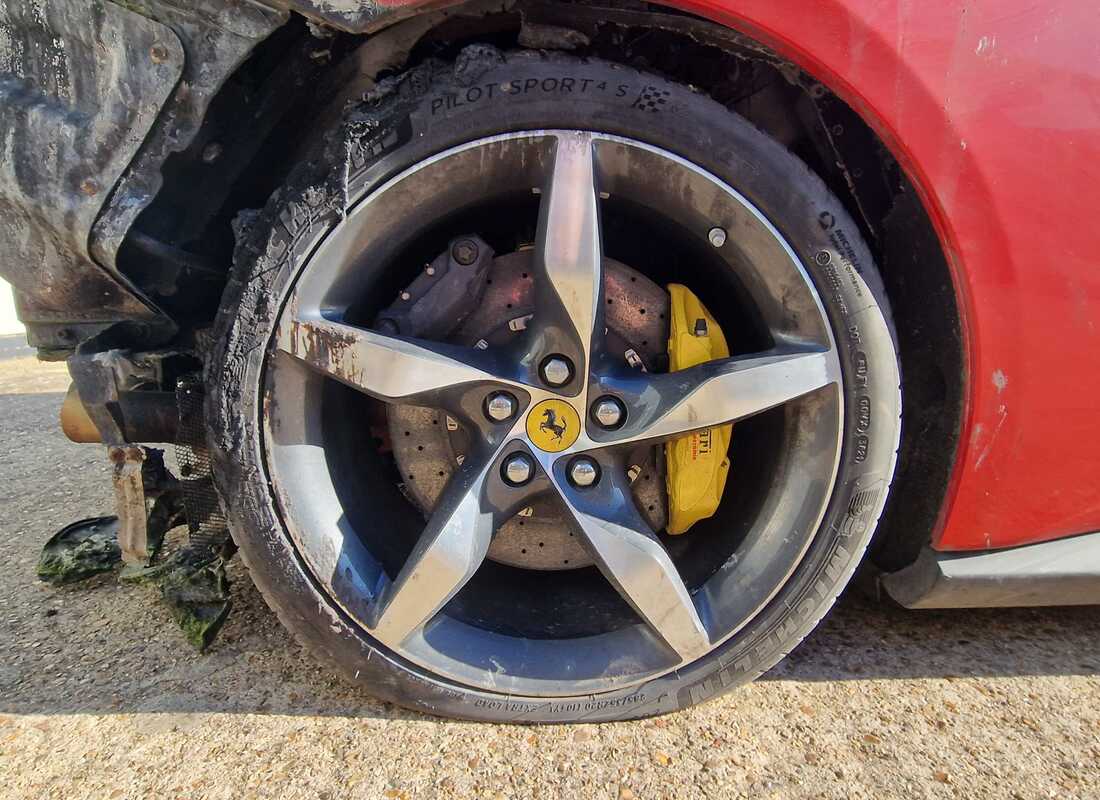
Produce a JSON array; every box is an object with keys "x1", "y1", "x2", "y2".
[
  {"x1": 485, "y1": 392, "x2": 517, "y2": 422},
  {"x1": 591, "y1": 396, "x2": 625, "y2": 429},
  {"x1": 502, "y1": 453, "x2": 534, "y2": 486},
  {"x1": 707, "y1": 226, "x2": 727, "y2": 248},
  {"x1": 451, "y1": 239, "x2": 479, "y2": 265},
  {"x1": 568, "y1": 456, "x2": 600, "y2": 488},
  {"x1": 540, "y1": 356, "x2": 573, "y2": 387}
]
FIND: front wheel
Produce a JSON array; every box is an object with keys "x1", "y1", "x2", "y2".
[{"x1": 208, "y1": 49, "x2": 901, "y2": 722}]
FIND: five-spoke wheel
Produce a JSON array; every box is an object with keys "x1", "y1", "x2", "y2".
[{"x1": 266, "y1": 131, "x2": 844, "y2": 691}]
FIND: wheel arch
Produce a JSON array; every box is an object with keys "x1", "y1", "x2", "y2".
[{"x1": 136, "y1": 0, "x2": 966, "y2": 572}]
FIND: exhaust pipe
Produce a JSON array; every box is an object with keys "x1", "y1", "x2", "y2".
[{"x1": 60, "y1": 383, "x2": 179, "y2": 444}]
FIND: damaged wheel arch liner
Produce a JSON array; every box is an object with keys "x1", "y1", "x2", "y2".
[
  {"x1": 0, "y1": 0, "x2": 287, "y2": 353},
  {"x1": 0, "y1": 1, "x2": 185, "y2": 349}
]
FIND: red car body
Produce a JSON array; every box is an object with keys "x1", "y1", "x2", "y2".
[{"x1": 656, "y1": 0, "x2": 1100, "y2": 553}]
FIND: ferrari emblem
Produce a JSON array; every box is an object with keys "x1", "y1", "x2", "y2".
[{"x1": 526, "y1": 399, "x2": 581, "y2": 452}]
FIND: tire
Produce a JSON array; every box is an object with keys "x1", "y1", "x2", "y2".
[{"x1": 207, "y1": 47, "x2": 901, "y2": 722}]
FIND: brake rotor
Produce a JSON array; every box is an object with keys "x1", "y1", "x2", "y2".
[{"x1": 388, "y1": 250, "x2": 670, "y2": 570}]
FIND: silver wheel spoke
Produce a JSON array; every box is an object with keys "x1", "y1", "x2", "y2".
[
  {"x1": 370, "y1": 452, "x2": 499, "y2": 646},
  {"x1": 551, "y1": 463, "x2": 710, "y2": 662},
  {"x1": 594, "y1": 348, "x2": 838, "y2": 447},
  {"x1": 277, "y1": 313, "x2": 515, "y2": 403},
  {"x1": 529, "y1": 132, "x2": 604, "y2": 390}
]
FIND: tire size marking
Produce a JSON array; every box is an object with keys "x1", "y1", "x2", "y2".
[
  {"x1": 815, "y1": 221, "x2": 876, "y2": 463},
  {"x1": 471, "y1": 691, "x2": 649, "y2": 717},
  {"x1": 826, "y1": 229, "x2": 867, "y2": 304},
  {"x1": 430, "y1": 77, "x2": 631, "y2": 115}
]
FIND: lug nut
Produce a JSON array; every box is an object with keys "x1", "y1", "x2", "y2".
[
  {"x1": 540, "y1": 356, "x2": 573, "y2": 387},
  {"x1": 485, "y1": 392, "x2": 517, "y2": 422},
  {"x1": 707, "y1": 226, "x2": 727, "y2": 248},
  {"x1": 568, "y1": 456, "x2": 600, "y2": 488},
  {"x1": 502, "y1": 453, "x2": 534, "y2": 486},
  {"x1": 591, "y1": 396, "x2": 625, "y2": 429}
]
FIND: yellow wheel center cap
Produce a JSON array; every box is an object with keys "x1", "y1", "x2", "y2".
[{"x1": 526, "y1": 399, "x2": 581, "y2": 452}]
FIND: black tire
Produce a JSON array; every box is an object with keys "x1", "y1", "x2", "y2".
[{"x1": 208, "y1": 47, "x2": 901, "y2": 722}]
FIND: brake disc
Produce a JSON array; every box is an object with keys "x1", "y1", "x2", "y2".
[{"x1": 388, "y1": 249, "x2": 670, "y2": 570}]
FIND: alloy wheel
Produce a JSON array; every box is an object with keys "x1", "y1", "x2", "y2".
[{"x1": 263, "y1": 131, "x2": 844, "y2": 695}]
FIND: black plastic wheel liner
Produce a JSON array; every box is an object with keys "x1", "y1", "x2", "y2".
[{"x1": 0, "y1": 0, "x2": 286, "y2": 351}]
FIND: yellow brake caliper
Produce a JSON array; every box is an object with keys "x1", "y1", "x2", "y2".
[{"x1": 664, "y1": 284, "x2": 732, "y2": 534}]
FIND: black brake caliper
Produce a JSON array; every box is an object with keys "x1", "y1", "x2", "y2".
[{"x1": 375, "y1": 235, "x2": 494, "y2": 338}]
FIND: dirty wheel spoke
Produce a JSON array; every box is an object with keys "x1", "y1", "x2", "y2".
[
  {"x1": 549, "y1": 460, "x2": 710, "y2": 662},
  {"x1": 277, "y1": 313, "x2": 516, "y2": 404},
  {"x1": 370, "y1": 449, "x2": 501, "y2": 646},
  {"x1": 594, "y1": 348, "x2": 838, "y2": 447}
]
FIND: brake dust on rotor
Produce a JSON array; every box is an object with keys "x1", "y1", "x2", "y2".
[
  {"x1": 379, "y1": 237, "x2": 731, "y2": 548},
  {"x1": 383, "y1": 236, "x2": 680, "y2": 568}
]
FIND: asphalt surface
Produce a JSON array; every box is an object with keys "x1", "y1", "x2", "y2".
[
  {"x1": 0, "y1": 336, "x2": 30, "y2": 360},
  {"x1": 0, "y1": 336, "x2": 1097, "y2": 799}
]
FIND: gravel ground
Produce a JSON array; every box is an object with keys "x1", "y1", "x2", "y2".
[{"x1": 0, "y1": 336, "x2": 1097, "y2": 799}]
